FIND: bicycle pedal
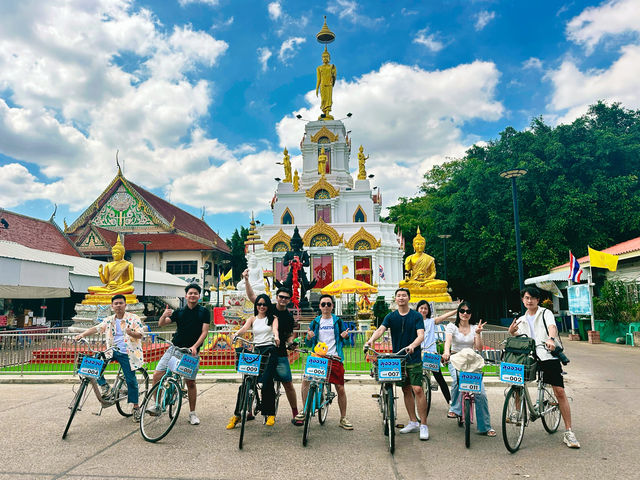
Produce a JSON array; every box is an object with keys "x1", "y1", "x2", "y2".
[
  {"x1": 371, "y1": 394, "x2": 380, "y2": 398},
  {"x1": 430, "y1": 385, "x2": 439, "y2": 391}
]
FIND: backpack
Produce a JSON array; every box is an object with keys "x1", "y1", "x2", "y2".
[{"x1": 502, "y1": 335, "x2": 537, "y2": 382}]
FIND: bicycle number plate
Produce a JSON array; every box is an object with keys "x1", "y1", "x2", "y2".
[
  {"x1": 377, "y1": 358, "x2": 402, "y2": 382},
  {"x1": 237, "y1": 352, "x2": 261, "y2": 376},
  {"x1": 422, "y1": 352, "x2": 441, "y2": 372},
  {"x1": 176, "y1": 354, "x2": 199, "y2": 380},
  {"x1": 500, "y1": 362, "x2": 525, "y2": 385},
  {"x1": 304, "y1": 356, "x2": 329, "y2": 379},
  {"x1": 458, "y1": 371, "x2": 482, "y2": 392},
  {"x1": 78, "y1": 356, "x2": 104, "y2": 379}
]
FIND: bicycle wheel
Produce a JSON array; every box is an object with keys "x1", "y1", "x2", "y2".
[
  {"x1": 302, "y1": 383, "x2": 316, "y2": 447},
  {"x1": 140, "y1": 378, "x2": 182, "y2": 443},
  {"x1": 380, "y1": 385, "x2": 389, "y2": 436},
  {"x1": 239, "y1": 378, "x2": 253, "y2": 450},
  {"x1": 540, "y1": 385, "x2": 561, "y2": 433},
  {"x1": 274, "y1": 381, "x2": 281, "y2": 415},
  {"x1": 385, "y1": 385, "x2": 395, "y2": 454},
  {"x1": 318, "y1": 383, "x2": 332, "y2": 425},
  {"x1": 464, "y1": 397, "x2": 471, "y2": 448},
  {"x1": 423, "y1": 372, "x2": 432, "y2": 418},
  {"x1": 62, "y1": 379, "x2": 88, "y2": 439},
  {"x1": 116, "y1": 368, "x2": 149, "y2": 417},
  {"x1": 502, "y1": 386, "x2": 527, "y2": 453}
]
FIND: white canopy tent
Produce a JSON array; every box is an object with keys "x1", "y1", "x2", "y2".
[{"x1": 0, "y1": 240, "x2": 187, "y2": 299}]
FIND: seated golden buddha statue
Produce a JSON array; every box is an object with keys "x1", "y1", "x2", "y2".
[
  {"x1": 82, "y1": 235, "x2": 137, "y2": 305},
  {"x1": 399, "y1": 228, "x2": 451, "y2": 302}
]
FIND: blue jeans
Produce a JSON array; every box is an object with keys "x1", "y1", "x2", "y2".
[
  {"x1": 448, "y1": 364, "x2": 492, "y2": 433},
  {"x1": 97, "y1": 350, "x2": 139, "y2": 404}
]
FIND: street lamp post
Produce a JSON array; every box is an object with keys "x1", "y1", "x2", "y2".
[
  {"x1": 138, "y1": 241, "x2": 152, "y2": 311},
  {"x1": 499, "y1": 168, "x2": 527, "y2": 296},
  {"x1": 437, "y1": 234, "x2": 452, "y2": 281}
]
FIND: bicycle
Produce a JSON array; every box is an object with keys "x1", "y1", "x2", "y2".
[
  {"x1": 297, "y1": 347, "x2": 338, "y2": 447},
  {"x1": 421, "y1": 341, "x2": 439, "y2": 417},
  {"x1": 63, "y1": 338, "x2": 149, "y2": 440},
  {"x1": 233, "y1": 337, "x2": 282, "y2": 450},
  {"x1": 365, "y1": 345, "x2": 408, "y2": 455},
  {"x1": 139, "y1": 341, "x2": 196, "y2": 442},
  {"x1": 500, "y1": 345, "x2": 562, "y2": 453}
]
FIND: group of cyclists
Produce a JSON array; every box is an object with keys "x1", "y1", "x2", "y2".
[{"x1": 73, "y1": 272, "x2": 580, "y2": 449}]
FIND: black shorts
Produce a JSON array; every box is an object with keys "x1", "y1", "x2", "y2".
[{"x1": 539, "y1": 359, "x2": 564, "y2": 388}]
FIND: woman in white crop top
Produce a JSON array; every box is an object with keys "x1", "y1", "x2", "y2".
[{"x1": 227, "y1": 294, "x2": 280, "y2": 429}]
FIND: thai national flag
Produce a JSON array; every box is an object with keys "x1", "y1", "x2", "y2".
[
  {"x1": 568, "y1": 251, "x2": 583, "y2": 282},
  {"x1": 378, "y1": 264, "x2": 385, "y2": 280}
]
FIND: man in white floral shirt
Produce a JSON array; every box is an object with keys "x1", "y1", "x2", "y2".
[{"x1": 75, "y1": 294, "x2": 145, "y2": 421}]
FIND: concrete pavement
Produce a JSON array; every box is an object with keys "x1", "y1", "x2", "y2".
[{"x1": 1, "y1": 340, "x2": 639, "y2": 480}]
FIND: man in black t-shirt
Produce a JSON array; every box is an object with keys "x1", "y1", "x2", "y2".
[
  {"x1": 365, "y1": 288, "x2": 429, "y2": 440},
  {"x1": 242, "y1": 269, "x2": 301, "y2": 425},
  {"x1": 153, "y1": 283, "x2": 210, "y2": 425}
]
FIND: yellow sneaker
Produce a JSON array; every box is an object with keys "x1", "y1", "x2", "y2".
[
  {"x1": 265, "y1": 415, "x2": 276, "y2": 426},
  {"x1": 226, "y1": 415, "x2": 240, "y2": 430}
]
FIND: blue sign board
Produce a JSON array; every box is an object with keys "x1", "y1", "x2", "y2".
[
  {"x1": 567, "y1": 284, "x2": 591, "y2": 315},
  {"x1": 176, "y1": 354, "x2": 199, "y2": 380},
  {"x1": 78, "y1": 356, "x2": 104, "y2": 379},
  {"x1": 458, "y1": 371, "x2": 482, "y2": 392},
  {"x1": 422, "y1": 352, "x2": 441, "y2": 372},
  {"x1": 304, "y1": 356, "x2": 329, "y2": 379},
  {"x1": 500, "y1": 362, "x2": 525, "y2": 385},
  {"x1": 377, "y1": 358, "x2": 403, "y2": 382},
  {"x1": 237, "y1": 352, "x2": 261, "y2": 376}
]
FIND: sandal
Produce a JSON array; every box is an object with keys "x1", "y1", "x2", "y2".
[
  {"x1": 447, "y1": 411, "x2": 459, "y2": 419},
  {"x1": 484, "y1": 428, "x2": 497, "y2": 437}
]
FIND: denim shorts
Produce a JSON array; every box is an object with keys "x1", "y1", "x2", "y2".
[
  {"x1": 274, "y1": 355, "x2": 292, "y2": 383},
  {"x1": 156, "y1": 346, "x2": 175, "y2": 372}
]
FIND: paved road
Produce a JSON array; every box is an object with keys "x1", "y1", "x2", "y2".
[{"x1": 1, "y1": 340, "x2": 639, "y2": 480}]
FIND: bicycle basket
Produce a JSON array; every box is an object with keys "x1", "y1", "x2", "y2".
[
  {"x1": 235, "y1": 348, "x2": 271, "y2": 378},
  {"x1": 502, "y1": 336, "x2": 537, "y2": 382},
  {"x1": 302, "y1": 355, "x2": 333, "y2": 381},
  {"x1": 372, "y1": 356, "x2": 406, "y2": 382},
  {"x1": 75, "y1": 352, "x2": 105, "y2": 379}
]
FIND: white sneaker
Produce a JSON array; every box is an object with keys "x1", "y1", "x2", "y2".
[
  {"x1": 189, "y1": 412, "x2": 200, "y2": 425},
  {"x1": 399, "y1": 421, "x2": 419, "y2": 434},
  {"x1": 420, "y1": 424, "x2": 430, "y2": 441},
  {"x1": 563, "y1": 430, "x2": 580, "y2": 448}
]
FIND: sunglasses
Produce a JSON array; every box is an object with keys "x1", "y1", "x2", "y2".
[
  {"x1": 277, "y1": 295, "x2": 291, "y2": 300},
  {"x1": 459, "y1": 309, "x2": 472, "y2": 314},
  {"x1": 320, "y1": 302, "x2": 333, "y2": 307},
  {"x1": 256, "y1": 303, "x2": 268, "y2": 307}
]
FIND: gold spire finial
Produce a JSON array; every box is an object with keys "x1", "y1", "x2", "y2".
[{"x1": 316, "y1": 16, "x2": 335, "y2": 44}]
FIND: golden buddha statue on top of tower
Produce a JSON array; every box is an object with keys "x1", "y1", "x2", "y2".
[
  {"x1": 399, "y1": 228, "x2": 451, "y2": 302},
  {"x1": 318, "y1": 147, "x2": 328, "y2": 175},
  {"x1": 282, "y1": 147, "x2": 292, "y2": 183},
  {"x1": 357, "y1": 145, "x2": 368, "y2": 180},
  {"x1": 82, "y1": 235, "x2": 137, "y2": 304}
]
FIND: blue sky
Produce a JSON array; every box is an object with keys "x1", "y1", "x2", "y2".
[{"x1": 1, "y1": 0, "x2": 639, "y2": 241}]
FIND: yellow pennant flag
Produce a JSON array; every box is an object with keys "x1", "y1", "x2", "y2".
[
  {"x1": 222, "y1": 269, "x2": 233, "y2": 282},
  {"x1": 342, "y1": 265, "x2": 349, "y2": 275},
  {"x1": 588, "y1": 246, "x2": 619, "y2": 271}
]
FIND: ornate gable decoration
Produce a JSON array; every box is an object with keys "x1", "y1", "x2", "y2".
[
  {"x1": 93, "y1": 185, "x2": 154, "y2": 228},
  {"x1": 346, "y1": 227, "x2": 381, "y2": 250},
  {"x1": 303, "y1": 218, "x2": 343, "y2": 247},
  {"x1": 264, "y1": 228, "x2": 292, "y2": 252},
  {"x1": 78, "y1": 227, "x2": 110, "y2": 250},
  {"x1": 305, "y1": 176, "x2": 340, "y2": 198},
  {"x1": 310, "y1": 126, "x2": 339, "y2": 143}
]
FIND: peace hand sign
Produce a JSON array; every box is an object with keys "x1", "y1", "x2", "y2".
[{"x1": 476, "y1": 320, "x2": 487, "y2": 334}]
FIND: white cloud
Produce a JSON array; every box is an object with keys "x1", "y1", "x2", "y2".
[
  {"x1": 278, "y1": 37, "x2": 306, "y2": 63},
  {"x1": 546, "y1": 44, "x2": 640, "y2": 124},
  {"x1": 178, "y1": 0, "x2": 219, "y2": 6},
  {"x1": 475, "y1": 10, "x2": 495, "y2": 31},
  {"x1": 413, "y1": 28, "x2": 444, "y2": 52},
  {"x1": 258, "y1": 47, "x2": 273, "y2": 72},
  {"x1": 522, "y1": 57, "x2": 543, "y2": 70},
  {"x1": 328, "y1": 0, "x2": 382, "y2": 26},
  {"x1": 276, "y1": 61, "x2": 503, "y2": 211},
  {"x1": 268, "y1": 2, "x2": 282, "y2": 20},
  {"x1": 0, "y1": 163, "x2": 59, "y2": 208},
  {"x1": 566, "y1": 0, "x2": 640, "y2": 52}
]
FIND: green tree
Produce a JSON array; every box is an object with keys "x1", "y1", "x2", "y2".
[
  {"x1": 385, "y1": 102, "x2": 640, "y2": 318},
  {"x1": 225, "y1": 226, "x2": 249, "y2": 283}
]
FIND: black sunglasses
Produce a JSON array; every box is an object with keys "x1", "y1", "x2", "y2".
[
  {"x1": 256, "y1": 302, "x2": 268, "y2": 307},
  {"x1": 277, "y1": 295, "x2": 291, "y2": 300},
  {"x1": 320, "y1": 302, "x2": 333, "y2": 307},
  {"x1": 459, "y1": 309, "x2": 472, "y2": 314}
]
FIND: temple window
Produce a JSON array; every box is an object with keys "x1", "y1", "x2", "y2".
[
  {"x1": 166, "y1": 260, "x2": 197, "y2": 275},
  {"x1": 281, "y1": 208, "x2": 293, "y2": 225},
  {"x1": 354, "y1": 206, "x2": 366, "y2": 223},
  {"x1": 354, "y1": 256, "x2": 372, "y2": 284},
  {"x1": 273, "y1": 257, "x2": 287, "y2": 283},
  {"x1": 315, "y1": 204, "x2": 331, "y2": 223},
  {"x1": 310, "y1": 234, "x2": 332, "y2": 247},
  {"x1": 312, "y1": 254, "x2": 333, "y2": 289}
]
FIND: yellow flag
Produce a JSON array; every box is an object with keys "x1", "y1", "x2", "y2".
[
  {"x1": 222, "y1": 269, "x2": 233, "y2": 281},
  {"x1": 342, "y1": 265, "x2": 349, "y2": 274},
  {"x1": 588, "y1": 246, "x2": 618, "y2": 271}
]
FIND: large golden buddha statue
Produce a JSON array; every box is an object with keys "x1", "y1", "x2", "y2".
[
  {"x1": 82, "y1": 235, "x2": 137, "y2": 305},
  {"x1": 399, "y1": 228, "x2": 451, "y2": 302}
]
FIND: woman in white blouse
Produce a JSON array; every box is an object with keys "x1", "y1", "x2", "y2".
[{"x1": 442, "y1": 301, "x2": 495, "y2": 436}]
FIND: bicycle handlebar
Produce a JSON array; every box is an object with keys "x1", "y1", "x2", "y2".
[
  {"x1": 154, "y1": 335, "x2": 191, "y2": 355},
  {"x1": 364, "y1": 345, "x2": 409, "y2": 358},
  {"x1": 76, "y1": 337, "x2": 117, "y2": 356}
]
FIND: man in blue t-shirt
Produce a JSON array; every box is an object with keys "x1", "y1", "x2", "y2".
[{"x1": 365, "y1": 288, "x2": 429, "y2": 440}]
